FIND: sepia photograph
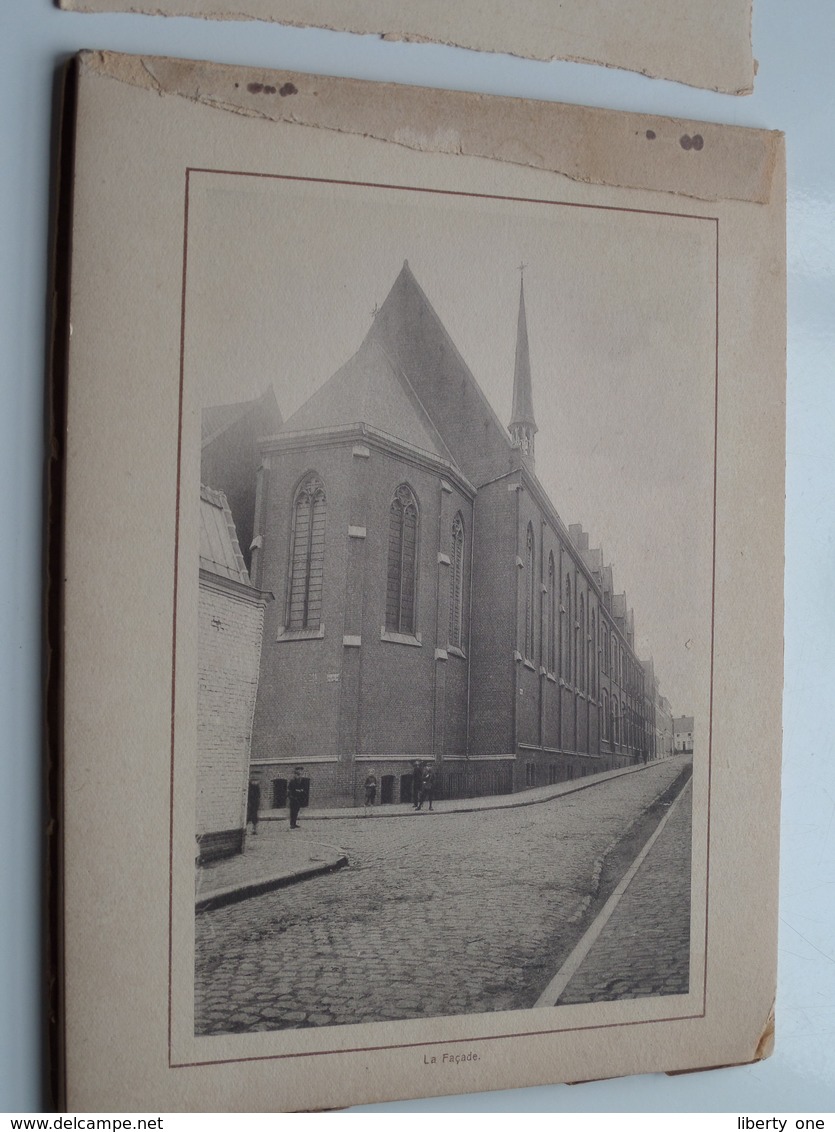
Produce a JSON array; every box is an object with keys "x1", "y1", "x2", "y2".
[
  {"x1": 46, "y1": 50, "x2": 786, "y2": 1111},
  {"x1": 185, "y1": 170, "x2": 714, "y2": 1040}
]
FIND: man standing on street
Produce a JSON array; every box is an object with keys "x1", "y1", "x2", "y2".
[
  {"x1": 246, "y1": 779, "x2": 260, "y2": 835},
  {"x1": 411, "y1": 760, "x2": 423, "y2": 809},
  {"x1": 363, "y1": 770, "x2": 377, "y2": 813},
  {"x1": 417, "y1": 764, "x2": 435, "y2": 812},
  {"x1": 288, "y1": 766, "x2": 307, "y2": 830}
]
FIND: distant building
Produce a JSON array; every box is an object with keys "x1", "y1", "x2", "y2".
[
  {"x1": 641, "y1": 656, "x2": 677, "y2": 762},
  {"x1": 196, "y1": 486, "x2": 270, "y2": 860},
  {"x1": 673, "y1": 716, "x2": 695, "y2": 754},
  {"x1": 657, "y1": 694, "x2": 674, "y2": 758},
  {"x1": 224, "y1": 263, "x2": 672, "y2": 808}
]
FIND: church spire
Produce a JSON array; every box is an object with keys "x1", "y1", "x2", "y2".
[{"x1": 509, "y1": 272, "x2": 538, "y2": 463}]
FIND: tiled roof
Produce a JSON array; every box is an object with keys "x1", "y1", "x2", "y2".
[
  {"x1": 283, "y1": 335, "x2": 455, "y2": 464},
  {"x1": 199, "y1": 485, "x2": 251, "y2": 584}
]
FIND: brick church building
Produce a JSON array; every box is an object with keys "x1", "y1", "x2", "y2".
[{"x1": 205, "y1": 262, "x2": 661, "y2": 810}]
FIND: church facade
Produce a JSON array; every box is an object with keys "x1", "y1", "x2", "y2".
[{"x1": 234, "y1": 263, "x2": 662, "y2": 809}]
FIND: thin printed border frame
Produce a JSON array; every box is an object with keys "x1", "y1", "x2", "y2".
[{"x1": 168, "y1": 166, "x2": 719, "y2": 1070}]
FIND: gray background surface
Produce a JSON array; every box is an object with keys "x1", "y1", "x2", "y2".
[{"x1": 1, "y1": 0, "x2": 832, "y2": 1112}]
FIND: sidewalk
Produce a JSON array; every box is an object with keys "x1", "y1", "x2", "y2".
[
  {"x1": 195, "y1": 755, "x2": 691, "y2": 911},
  {"x1": 195, "y1": 825, "x2": 347, "y2": 912},
  {"x1": 260, "y1": 754, "x2": 691, "y2": 823}
]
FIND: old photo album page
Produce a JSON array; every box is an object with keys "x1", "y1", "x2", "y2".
[{"x1": 58, "y1": 51, "x2": 785, "y2": 1112}]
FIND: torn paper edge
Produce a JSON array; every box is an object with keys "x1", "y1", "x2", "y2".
[
  {"x1": 79, "y1": 51, "x2": 780, "y2": 205},
  {"x1": 60, "y1": 0, "x2": 756, "y2": 96}
]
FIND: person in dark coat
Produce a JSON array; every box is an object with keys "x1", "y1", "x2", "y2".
[
  {"x1": 417, "y1": 765, "x2": 435, "y2": 811},
  {"x1": 288, "y1": 766, "x2": 307, "y2": 830},
  {"x1": 246, "y1": 780, "x2": 260, "y2": 834},
  {"x1": 363, "y1": 770, "x2": 377, "y2": 812},
  {"x1": 411, "y1": 760, "x2": 424, "y2": 809}
]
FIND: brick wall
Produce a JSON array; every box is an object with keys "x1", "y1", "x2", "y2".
[
  {"x1": 251, "y1": 433, "x2": 474, "y2": 804},
  {"x1": 197, "y1": 580, "x2": 266, "y2": 847},
  {"x1": 468, "y1": 479, "x2": 517, "y2": 755},
  {"x1": 248, "y1": 432, "x2": 652, "y2": 805}
]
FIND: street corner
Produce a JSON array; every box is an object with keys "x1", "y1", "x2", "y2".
[{"x1": 195, "y1": 833, "x2": 349, "y2": 913}]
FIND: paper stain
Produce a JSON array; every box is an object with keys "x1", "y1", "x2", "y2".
[{"x1": 79, "y1": 51, "x2": 782, "y2": 206}]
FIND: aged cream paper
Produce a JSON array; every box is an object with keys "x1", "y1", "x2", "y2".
[
  {"x1": 60, "y1": 51, "x2": 784, "y2": 1111},
  {"x1": 57, "y1": 0, "x2": 756, "y2": 95}
]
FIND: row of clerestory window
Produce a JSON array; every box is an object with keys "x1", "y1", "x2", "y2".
[
  {"x1": 601, "y1": 688, "x2": 645, "y2": 748},
  {"x1": 286, "y1": 472, "x2": 466, "y2": 646},
  {"x1": 522, "y1": 522, "x2": 641, "y2": 701}
]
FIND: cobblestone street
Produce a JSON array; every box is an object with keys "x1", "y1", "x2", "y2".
[
  {"x1": 194, "y1": 756, "x2": 692, "y2": 1034},
  {"x1": 557, "y1": 781, "x2": 692, "y2": 1004}
]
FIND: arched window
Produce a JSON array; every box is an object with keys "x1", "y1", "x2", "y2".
[
  {"x1": 386, "y1": 484, "x2": 419, "y2": 634},
  {"x1": 547, "y1": 552, "x2": 556, "y2": 673},
  {"x1": 591, "y1": 609, "x2": 597, "y2": 698},
  {"x1": 620, "y1": 647, "x2": 625, "y2": 689},
  {"x1": 602, "y1": 625, "x2": 609, "y2": 675},
  {"x1": 524, "y1": 524, "x2": 535, "y2": 659},
  {"x1": 564, "y1": 573, "x2": 572, "y2": 682},
  {"x1": 449, "y1": 513, "x2": 465, "y2": 650},
  {"x1": 602, "y1": 688, "x2": 609, "y2": 739},
  {"x1": 579, "y1": 593, "x2": 586, "y2": 692},
  {"x1": 611, "y1": 695, "x2": 618, "y2": 745},
  {"x1": 287, "y1": 472, "x2": 326, "y2": 630},
  {"x1": 611, "y1": 636, "x2": 617, "y2": 682}
]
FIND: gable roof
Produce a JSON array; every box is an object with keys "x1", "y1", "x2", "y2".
[
  {"x1": 199, "y1": 485, "x2": 251, "y2": 584},
  {"x1": 282, "y1": 334, "x2": 455, "y2": 464},
  {"x1": 361, "y1": 262, "x2": 515, "y2": 486}
]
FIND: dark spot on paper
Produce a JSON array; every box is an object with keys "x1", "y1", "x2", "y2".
[
  {"x1": 680, "y1": 134, "x2": 692, "y2": 150},
  {"x1": 692, "y1": 134, "x2": 704, "y2": 151},
  {"x1": 279, "y1": 82, "x2": 299, "y2": 97},
  {"x1": 645, "y1": 129, "x2": 656, "y2": 140},
  {"x1": 246, "y1": 82, "x2": 280, "y2": 95},
  {"x1": 234, "y1": 82, "x2": 239, "y2": 88}
]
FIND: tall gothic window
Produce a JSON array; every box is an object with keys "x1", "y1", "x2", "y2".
[
  {"x1": 612, "y1": 695, "x2": 619, "y2": 745},
  {"x1": 590, "y1": 609, "x2": 597, "y2": 698},
  {"x1": 386, "y1": 484, "x2": 419, "y2": 634},
  {"x1": 449, "y1": 512, "x2": 465, "y2": 650},
  {"x1": 564, "y1": 573, "x2": 572, "y2": 682},
  {"x1": 547, "y1": 552, "x2": 556, "y2": 674},
  {"x1": 287, "y1": 472, "x2": 326, "y2": 630},
  {"x1": 602, "y1": 625, "x2": 609, "y2": 675},
  {"x1": 602, "y1": 688, "x2": 609, "y2": 739},
  {"x1": 579, "y1": 593, "x2": 586, "y2": 692},
  {"x1": 524, "y1": 524, "x2": 535, "y2": 660}
]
